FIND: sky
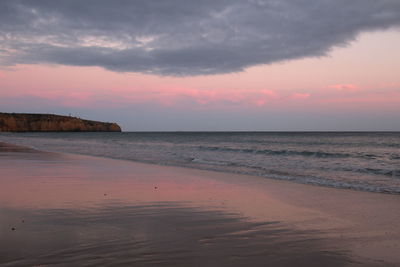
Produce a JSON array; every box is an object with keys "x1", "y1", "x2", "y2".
[{"x1": 1, "y1": 0, "x2": 400, "y2": 131}]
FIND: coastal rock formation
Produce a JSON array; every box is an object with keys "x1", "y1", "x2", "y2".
[{"x1": 0, "y1": 113, "x2": 121, "y2": 132}]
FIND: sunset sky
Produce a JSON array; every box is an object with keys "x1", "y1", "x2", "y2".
[{"x1": 1, "y1": 0, "x2": 400, "y2": 131}]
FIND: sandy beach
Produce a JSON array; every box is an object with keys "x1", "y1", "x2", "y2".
[{"x1": 1, "y1": 142, "x2": 399, "y2": 266}]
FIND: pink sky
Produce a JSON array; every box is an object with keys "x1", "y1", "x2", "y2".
[{"x1": 1, "y1": 30, "x2": 400, "y2": 131}]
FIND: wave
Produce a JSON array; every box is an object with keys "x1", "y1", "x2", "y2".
[
  {"x1": 187, "y1": 157, "x2": 400, "y2": 194},
  {"x1": 344, "y1": 167, "x2": 400, "y2": 178},
  {"x1": 190, "y1": 156, "x2": 400, "y2": 178},
  {"x1": 2, "y1": 132, "x2": 399, "y2": 195},
  {"x1": 390, "y1": 154, "x2": 400, "y2": 160},
  {"x1": 197, "y1": 146, "x2": 359, "y2": 159}
]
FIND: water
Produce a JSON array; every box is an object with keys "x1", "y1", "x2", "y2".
[{"x1": 1, "y1": 132, "x2": 399, "y2": 194}]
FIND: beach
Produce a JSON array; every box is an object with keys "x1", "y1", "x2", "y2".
[
  {"x1": 1, "y1": 142, "x2": 400, "y2": 266},
  {"x1": 2, "y1": 0, "x2": 400, "y2": 265}
]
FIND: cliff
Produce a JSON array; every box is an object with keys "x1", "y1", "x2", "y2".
[{"x1": 0, "y1": 113, "x2": 121, "y2": 132}]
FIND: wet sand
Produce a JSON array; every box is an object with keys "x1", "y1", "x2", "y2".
[{"x1": 0, "y1": 142, "x2": 399, "y2": 266}]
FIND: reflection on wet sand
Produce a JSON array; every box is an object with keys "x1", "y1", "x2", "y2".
[
  {"x1": 1, "y1": 202, "x2": 352, "y2": 266},
  {"x1": 2, "y1": 142, "x2": 399, "y2": 265}
]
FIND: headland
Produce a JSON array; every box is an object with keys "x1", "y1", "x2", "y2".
[{"x1": 0, "y1": 112, "x2": 121, "y2": 132}]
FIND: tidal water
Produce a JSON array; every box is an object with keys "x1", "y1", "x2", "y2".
[{"x1": 1, "y1": 132, "x2": 399, "y2": 194}]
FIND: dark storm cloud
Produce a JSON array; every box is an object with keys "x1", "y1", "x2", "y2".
[{"x1": 1, "y1": 0, "x2": 400, "y2": 75}]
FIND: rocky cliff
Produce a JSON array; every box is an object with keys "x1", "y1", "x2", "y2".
[{"x1": 0, "y1": 113, "x2": 121, "y2": 132}]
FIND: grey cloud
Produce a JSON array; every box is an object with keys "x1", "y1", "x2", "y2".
[{"x1": 1, "y1": 0, "x2": 400, "y2": 75}]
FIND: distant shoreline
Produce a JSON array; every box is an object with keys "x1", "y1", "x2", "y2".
[{"x1": 0, "y1": 112, "x2": 121, "y2": 132}]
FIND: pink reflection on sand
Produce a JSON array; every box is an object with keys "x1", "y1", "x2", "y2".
[
  {"x1": 0, "y1": 151, "x2": 332, "y2": 230},
  {"x1": 2, "y1": 145, "x2": 400, "y2": 263}
]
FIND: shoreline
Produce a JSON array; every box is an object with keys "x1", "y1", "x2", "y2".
[
  {"x1": 1, "y1": 142, "x2": 400, "y2": 265},
  {"x1": 1, "y1": 137, "x2": 399, "y2": 196}
]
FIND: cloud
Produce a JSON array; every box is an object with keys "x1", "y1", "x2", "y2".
[
  {"x1": 1, "y1": 0, "x2": 400, "y2": 76},
  {"x1": 291, "y1": 93, "x2": 310, "y2": 100},
  {"x1": 329, "y1": 84, "x2": 360, "y2": 92}
]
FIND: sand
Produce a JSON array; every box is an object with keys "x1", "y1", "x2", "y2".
[{"x1": 0, "y1": 142, "x2": 399, "y2": 266}]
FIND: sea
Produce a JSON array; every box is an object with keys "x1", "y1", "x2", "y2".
[{"x1": 1, "y1": 132, "x2": 399, "y2": 194}]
